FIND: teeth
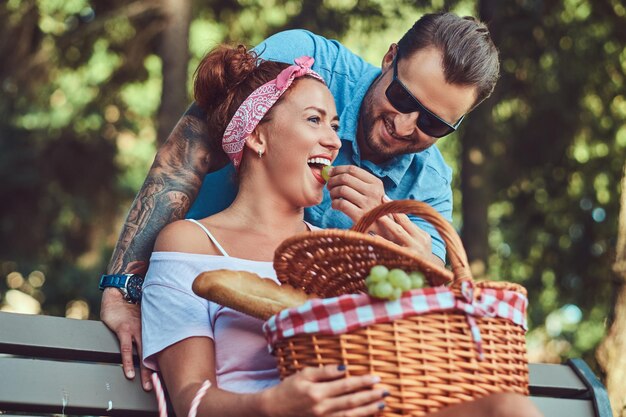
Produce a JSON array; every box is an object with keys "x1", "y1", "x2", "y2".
[{"x1": 307, "y1": 157, "x2": 331, "y2": 166}]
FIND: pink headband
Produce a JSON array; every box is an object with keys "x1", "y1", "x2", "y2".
[{"x1": 222, "y1": 56, "x2": 325, "y2": 169}]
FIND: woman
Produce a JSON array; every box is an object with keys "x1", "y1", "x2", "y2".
[
  {"x1": 141, "y1": 45, "x2": 542, "y2": 417},
  {"x1": 142, "y1": 45, "x2": 387, "y2": 417}
]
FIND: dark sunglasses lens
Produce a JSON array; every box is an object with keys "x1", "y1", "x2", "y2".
[
  {"x1": 417, "y1": 113, "x2": 453, "y2": 138},
  {"x1": 386, "y1": 80, "x2": 417, "y2": 114}
]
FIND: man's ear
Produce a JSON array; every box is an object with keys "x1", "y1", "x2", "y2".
[{"x1": 381, "y1": 43, "x2": 397, "y2": 71}]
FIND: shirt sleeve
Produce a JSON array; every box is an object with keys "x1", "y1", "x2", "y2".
[{"x1": 141, "y1": 256, "x2": 213, "y2": 371}]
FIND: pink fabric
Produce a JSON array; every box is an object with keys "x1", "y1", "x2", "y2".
[
  {"x1": 151, "y1": 373, "x2": 211, "y2": 417},
  {"x1": 222, "y1": 56, "x2": 325, "y2": 169}
]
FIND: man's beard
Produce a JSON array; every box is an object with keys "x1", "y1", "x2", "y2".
[{"x1": 357, "y1": 92, "x2": 432, "y2": 164}]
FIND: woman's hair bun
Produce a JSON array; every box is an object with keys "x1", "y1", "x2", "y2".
[
  {"x1": 193, "y1": 44, "x2": 258, "y2": 113},
  {"x1": 192, "y1": 43, "x2": 289, "y2": 156}
]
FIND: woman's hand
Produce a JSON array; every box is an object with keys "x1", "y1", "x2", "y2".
[{"x1": 261, "y1": 365, "x2": 387, "y2": 417}]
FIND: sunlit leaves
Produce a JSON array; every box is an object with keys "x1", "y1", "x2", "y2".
[{"x1": 120, "y1": 55, "x2": 162, "y2": 117}]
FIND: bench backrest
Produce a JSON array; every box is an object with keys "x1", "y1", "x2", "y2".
[{"x1": 0, "y1": 311, "x2": 612, "y2": 417}]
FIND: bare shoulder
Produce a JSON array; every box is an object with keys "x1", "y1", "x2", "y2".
[{"x1": 154, "y1": 219, "x2": 220, "y2": 255}]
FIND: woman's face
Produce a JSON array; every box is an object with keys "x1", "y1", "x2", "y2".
[{"x1": 255, "y1": 78, "x2": 341, "y2": 208}]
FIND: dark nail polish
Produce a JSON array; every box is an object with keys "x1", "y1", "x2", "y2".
[
  {"x1": 378, "y1": 403, "x2": 386, "y2": 410},
  {"x1": 337, "y1": 364, "x2": 346, "y2": 371},
  {"x1": 382, "y1": 390, "x2": 390, "y2": 398}
]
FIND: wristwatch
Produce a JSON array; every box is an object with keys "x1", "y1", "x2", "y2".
[{"x1": 99, "y1": 274, "x2": 144, "y2": 304}]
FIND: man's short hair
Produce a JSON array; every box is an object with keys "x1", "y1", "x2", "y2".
[{"x1": 398, "y1": 12, "x2": 500, "y2": 108}]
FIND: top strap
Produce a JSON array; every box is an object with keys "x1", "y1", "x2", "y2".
[{"x1": 185, "y1": 219, "x2": 230, "y2": 257}]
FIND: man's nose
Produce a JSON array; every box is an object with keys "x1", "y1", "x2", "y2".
[{"x1": 393, "y1": 112, "x2": 419, "y2": 137}]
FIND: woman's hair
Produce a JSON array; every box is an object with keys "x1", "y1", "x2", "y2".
[{"x1": 193, "y1": 45, "x2": 289, "y2": 154}]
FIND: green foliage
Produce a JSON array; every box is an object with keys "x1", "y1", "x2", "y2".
[{"x1": 459, "y1": 0, "x2": 626, "y2": 366}]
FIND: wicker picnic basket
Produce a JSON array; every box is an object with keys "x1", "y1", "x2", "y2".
[{"x1": 270, "y1": 200, "x2": 529, "y2": 416}]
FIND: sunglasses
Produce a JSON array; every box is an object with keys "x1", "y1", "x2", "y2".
[{"x1": 385, "y1": 53, "x2": 465, "y2": 138}]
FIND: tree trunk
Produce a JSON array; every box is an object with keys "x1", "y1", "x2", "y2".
[
  {"x1": 596, "y1": 163, "x2": 626, "y2": 417},
  {"x1": 459, "y1": 0, "x2": 499, "y2": 277},
  {"x1": 156, "y1": 0, "x2": 192, "y2": 145}
]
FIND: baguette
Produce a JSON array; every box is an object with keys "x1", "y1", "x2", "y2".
[{"x1": 192, "y1": 269, "x2": 316, "y2": 321}]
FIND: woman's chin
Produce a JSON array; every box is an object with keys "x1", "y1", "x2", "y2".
[
  {"x1": 300, "y1": 190, "x2": 324, "y2": 208},
  {"x1": 301, "y1": 195, "x2": 323, "y2": 208}
]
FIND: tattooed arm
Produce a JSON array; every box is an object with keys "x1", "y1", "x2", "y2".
[{"x1": 101, "y1": 103, "x2": 228, "y2": 390}]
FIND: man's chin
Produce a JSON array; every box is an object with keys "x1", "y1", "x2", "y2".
[{"x1": 363, "y1": 136, "x2": 432, "y2": 162}]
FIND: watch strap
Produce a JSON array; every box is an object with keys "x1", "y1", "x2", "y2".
[{"x1": 99, "y1": 274, "x2": 131, "y2": 291}]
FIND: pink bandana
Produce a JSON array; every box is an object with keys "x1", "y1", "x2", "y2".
[{"x1": 222, "y1": 56, "x2": 325, "y2": 169}]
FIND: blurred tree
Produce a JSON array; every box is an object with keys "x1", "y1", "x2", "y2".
[
  {"x1": 156, "y1": 0, "x2": 191, "y2": 145},
  {"x1": 0, "y1": 0, "x2": 165, "y2": 314},
  {"x1": 454, "y1": 0, "x2": 626, "y2": 369},
  {"x1": 597, "y1": 164, "x2": 626, "y2": 417}
]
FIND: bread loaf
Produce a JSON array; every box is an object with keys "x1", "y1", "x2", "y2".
[{"x1": 192, "y1": 269, "x2": 316, "y2": 321}]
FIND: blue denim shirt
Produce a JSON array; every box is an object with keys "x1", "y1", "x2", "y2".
[{"x1": 187, "y1": 30, "x2": 453, "y2": 261}]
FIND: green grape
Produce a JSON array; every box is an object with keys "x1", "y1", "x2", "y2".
[
  {"x1": 374, "y1": 282, "x2": 394, "y2": 299},
  {"x1": 409, "y1": 271, "x2": 425, "y2": 289},
  {"x1": 388, "y1": 269, "x2": 411, "y2": 291},
  {"x1": 390, "y1": 288, "x2": 403, "y2": 300},
  {"x1": 365, "y1": 275, "x2": 373, "y2": 287},
  {"x1": 369, "y1": 265, "x2": 389, "y2": 283},
  {"x1": 321, "y1": 165, "x2": 332, "y2": 182}
]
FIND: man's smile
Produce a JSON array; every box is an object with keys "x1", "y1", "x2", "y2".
[{"x1": 382, "y1": 116, "x2": 413, "y2": 143}]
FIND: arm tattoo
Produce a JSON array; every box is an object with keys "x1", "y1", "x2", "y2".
[{"x1": 107, "y1": 105, "x2": 223, "y2": 275}]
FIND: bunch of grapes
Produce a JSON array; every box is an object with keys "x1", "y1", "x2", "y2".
[{"x1": 365, "y1": 265, "x2": 427, "y2": 300}]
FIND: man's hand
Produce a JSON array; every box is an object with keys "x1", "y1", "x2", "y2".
[
  {"x1": 326, "y1": 165, "x2": 387, "y2": 221},
  {"x1": 326, "y1": 165, "x2": 444, "y2": 267},
  {"x1": 103, "y1": 104, "x2": 219, "y2": 390},
  {"x1": 376, "y1": 212, "x2": 444, "y2": 267},
  {"x1": 100, "y1": 288, "x2": 153, "y2": 391}
]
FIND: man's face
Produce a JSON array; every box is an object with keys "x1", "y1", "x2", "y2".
[{"x1": 357, "y1": 45, "x2": 478, "y2": 164}]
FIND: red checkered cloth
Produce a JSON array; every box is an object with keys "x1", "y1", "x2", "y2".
[{"x1": 263, "y1": 281, "x2": 527, "y2": 360}]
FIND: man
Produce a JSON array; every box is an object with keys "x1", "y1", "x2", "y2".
[{"x1": 101, "y1": 12, "x2": 500, "y2": 390}]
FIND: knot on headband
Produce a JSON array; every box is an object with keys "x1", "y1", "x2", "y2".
[
  {"x1": 222, "y1": 56, "x2": 325, "y2": 169},
  {"x1": 275, "y1": 56, "x2": 316, "y2": 89}
]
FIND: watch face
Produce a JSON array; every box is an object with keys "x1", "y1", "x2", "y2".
[{"x1": 127, "y1": 275, "x2": 144, "y2": 303}]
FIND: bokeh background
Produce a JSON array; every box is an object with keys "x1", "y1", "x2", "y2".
[{"x1": 1, "y1": 0, "x2": 625, "y2": 408}]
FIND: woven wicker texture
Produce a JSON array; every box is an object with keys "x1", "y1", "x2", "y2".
[{"x1": 272, "y1": 200, "x2": 529, "y2": 416}]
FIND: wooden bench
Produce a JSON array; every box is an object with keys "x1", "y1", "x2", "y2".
[{"x1": 0, "y1": 311, "x2": 613, "y2": 417}]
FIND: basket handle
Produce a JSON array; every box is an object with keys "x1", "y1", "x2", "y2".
[{"x1": 351, "y1": 200, "x2": 473, "y2": 283}]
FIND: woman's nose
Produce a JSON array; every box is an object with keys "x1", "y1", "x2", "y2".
[
  {"x1": 323, "y1": 126, "x2": 342, "y2": 150},
  {"x1": 393, "y1": 112, "x2": 419, "y2": 137}
]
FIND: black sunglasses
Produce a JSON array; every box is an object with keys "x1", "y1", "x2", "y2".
[{"x1": 385, "y1": 52, "x2": 465, "y2": 138}]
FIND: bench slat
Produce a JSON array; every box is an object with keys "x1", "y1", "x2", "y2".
[
  {"x1": 528, "y1": 363, "x2": 588, "y2": 397},
  {"x1": 0, "y1": 356, "x2": 156, "y2": 417},
  {"x1": 531, "y1": 396, "x2": 597, "y2": 417},
  {"x1": 0, "y1": 311, "x2": 133, "y2": 363}
]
